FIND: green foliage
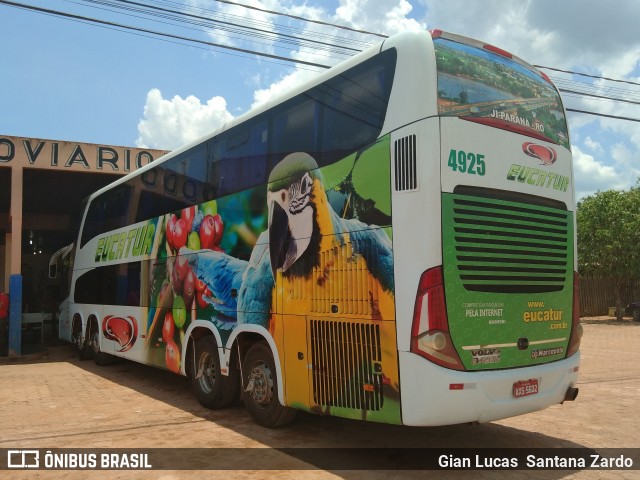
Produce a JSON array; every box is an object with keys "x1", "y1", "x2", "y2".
[{"x1": 577, "y1": 185, "x2": 640, "y2": 280}]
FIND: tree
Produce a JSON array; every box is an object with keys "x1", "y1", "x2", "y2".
[{"x1": 577, "y1": 185, "x2": 640, "y2": 320}]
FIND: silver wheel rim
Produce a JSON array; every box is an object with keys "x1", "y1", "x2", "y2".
[
  {"x1": 248, "y1": 361, "x2": 274, "y2": 407},
  {"x1": 197, "y1": 352, "x2": 216, "y2": 394}
]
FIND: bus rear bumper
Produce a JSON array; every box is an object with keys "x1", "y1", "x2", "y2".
[{"x1": 398, "y1": 351, "x2": 580, "y2": 426}]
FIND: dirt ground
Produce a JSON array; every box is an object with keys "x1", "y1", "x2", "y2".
[{"x1": 0, "y1": 318, "x2": 638, "y2": 480}]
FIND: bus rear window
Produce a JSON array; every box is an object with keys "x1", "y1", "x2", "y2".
[{"x1": 434, "y1": 36, "x2": 569, "y2": 149}]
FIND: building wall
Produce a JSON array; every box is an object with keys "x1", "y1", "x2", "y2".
[{"x1": 0, "y1": 134, "x2": 168, "y2": 293}]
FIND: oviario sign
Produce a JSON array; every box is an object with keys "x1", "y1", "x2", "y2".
[{"x1": 0, "y1": 136, "x2": 167, "y2": 172}]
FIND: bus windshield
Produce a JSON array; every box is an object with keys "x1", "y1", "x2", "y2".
[{"x1": 434, "y1": 35, "x2": 570, "y2": 149}]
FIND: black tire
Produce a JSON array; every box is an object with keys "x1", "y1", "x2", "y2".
[
  {"x1": 191, "y1": 336, "x2": 239, "y2": 409},
  {"x1": 242, "y1": 342, "x2": 297, "y2": 428},
  {"x1": 633, "y1": 309, "x2": 640, "y2": 322},
  {"x1": 72, "y1": 316, "x2": 87, "y2": 359},
  {"x1": 78, "y1": 325, "x2": 93, "y2": 361},
  {"x1": 91, "y1": 326, "x2": 113, "y2": 366}
]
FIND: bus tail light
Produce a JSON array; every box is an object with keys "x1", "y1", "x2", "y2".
[
  {"x1": 410, "y1": 266, "x2": 465, "y2": 370},
  {"x1": 566, "y1": 272, "x2": 583, "y2": 357},
  {"x1": 483, "y1": 43, "x2": 513, "y2": 59}
]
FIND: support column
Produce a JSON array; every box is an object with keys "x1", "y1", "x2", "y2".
[
  {"x1": 8, "y1": 166, "x2": 22, "y2": 356},
  {"x1": 10, "y1": 166, "x2": 22, "y2": 275},
  {"x1": 8, "y1": 274, "x2": 21, "y2": 356}
]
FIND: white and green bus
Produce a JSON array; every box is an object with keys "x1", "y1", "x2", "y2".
[{"x1": 58, "y1": 30, "x2": 581, "y2": 428}]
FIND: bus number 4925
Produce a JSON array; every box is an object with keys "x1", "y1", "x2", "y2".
[{"x1": 447, "y1": 149, "x2": 486, "y2": 176}]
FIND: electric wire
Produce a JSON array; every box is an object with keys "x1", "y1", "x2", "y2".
[
  {"x1": 208, "y1": 0, "x2": 388, "y2": 39},
  {"x1": 537, "y1": 65, "x2": 640, "y2": 88},
  {"x1": 1, "y1": 0, "x2": 334, "y2": 69},
  {"x1": 75, "y1": 0, "x2": 362, "y2": 57},
  {"x1": 3, "y1": 0, "x2": 640, "y2": 123}
]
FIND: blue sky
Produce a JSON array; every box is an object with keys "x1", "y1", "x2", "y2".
[{"x1": 2, "y1": 0, "x2": 640, "y2": 199}]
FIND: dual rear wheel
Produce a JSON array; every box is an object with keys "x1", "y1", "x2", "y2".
[{"x1": 191, "y1": 337, "x2": 296, "y2": 428}]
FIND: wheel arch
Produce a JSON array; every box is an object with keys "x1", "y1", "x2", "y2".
[
  {"x1": 226, "y1": 325, "x2": 285, "y2": 406},
  {"x1": 182, "y1": 320, "x2": 224, "y2": 378}
]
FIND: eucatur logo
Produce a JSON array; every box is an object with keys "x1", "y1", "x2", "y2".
[
  {"x1": 102, "y1": 315, "x2": 138, "y2": 352},
  {"x1": 522, "y1": 142, "x2": 557, "y2": 166}
]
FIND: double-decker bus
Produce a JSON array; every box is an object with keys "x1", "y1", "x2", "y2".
[{"x1": 58, "y1": 30, "x2": 581, "y2": 428}]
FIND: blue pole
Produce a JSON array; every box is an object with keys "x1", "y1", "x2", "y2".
[{"x1": 8, "y1": 274, "x2": 22, "y2": 357}]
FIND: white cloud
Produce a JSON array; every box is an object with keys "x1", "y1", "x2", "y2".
[
  {"x1": 584, "y1": 137, "x2": 603, "y2": 154},
  {"x1": 336, "y1": 0, "x2": 423, "y2": 34},
  {"x1": 250, "y1": 0, "x2": 424, "y2": 109},
  {"x1": 136, "y1": 88, "x2": 234, "y2": 150},
  {"x1": 572, "y1": 145, "x2": 635, "y2": 199},
  {"x1": 134, "y1": 0, "x2": 640, "y2": 200}
]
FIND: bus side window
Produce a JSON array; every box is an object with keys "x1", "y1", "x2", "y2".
[
  {"x1": 320, "y1": 50, "x2": 396, "y2": 158},
  {"x1": 272, "y1": 97, "x2": 320, "y2": 157},
  {"x1": 213, "y1": 120, "x2": 269, "y2": 196},
  {"x1": 74, "y1": 262, "x2": 141, "y2": 307},
  {"x1": 81, "y1": 184, "x2": 133, "y2": 247}
]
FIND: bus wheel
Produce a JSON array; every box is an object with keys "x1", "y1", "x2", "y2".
[
  {"x1": 72, "y1": 330, "x2": 83, "y2": 354},
  {"x1": 91, "y1": 329, "x2": 112, "y2": 366},
  {"x1": 78, "y1": 329, "x2": 93, "y2": 361},
  {"x1": 242, "y1": 342, "x2": 297, "y2": 428},
  {"x1": 192, "y1": 336, "x2": 239, "y2": 409}
]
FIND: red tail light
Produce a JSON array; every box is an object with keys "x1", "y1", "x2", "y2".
[
  {"x1": 483, "y1": 43, "x2": 513, "y2": 59},
  {"x1": 410, "y1": 266, "x2": 464, "y2": 370},
  {"x1": 566, "y1": 272, "x2": 583, "y2": 357}
]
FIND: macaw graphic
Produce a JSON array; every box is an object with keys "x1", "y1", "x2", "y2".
[
  {"x1": 185, "y1": 151, "x2": 394, "y2": 330},
  {"x1": 152, "y1": 144, "x2": 400, "y2": 423}
]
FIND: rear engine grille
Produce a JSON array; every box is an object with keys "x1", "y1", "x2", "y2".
[
  {"x1": 310, "y1": 320, "x2": 383, "y2": 411},
  {"x1": 446, "y1": 189, "x2": 571, "y2": 293}
]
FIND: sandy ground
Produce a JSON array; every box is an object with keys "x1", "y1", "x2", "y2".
[{"x1": 0, "y1": 317, "x2": 638, "y2": 479}]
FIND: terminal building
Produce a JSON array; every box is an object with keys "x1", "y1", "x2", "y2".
[{"x1": 0, "y1": 135, "x2": 168, "y2": 354}]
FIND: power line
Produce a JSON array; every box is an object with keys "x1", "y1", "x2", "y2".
[
  {"x1": 559, "y1": 88, "x2": 640, "y2": 107},
  {"x1": 566, "y1": 108, "x2": 640, "y2": 123},
  {"x1": 4, "y1": 0, "x2": 640, "y2": 124},
  {"x1": 209, "y1": 0, "x2": 388, "y2": 39},
  {"x1": 90, "y1": 0, "x2": 362, "y2": 55},
  {"x1": 1, "y1": 0, "x2": 333, "y2": 68},
  {"x1": 150, "y1": 0, "x2": 376, "y2": 51},
  {"x1": 537, "y1": 65, "x2": 640, "y2": 88}
]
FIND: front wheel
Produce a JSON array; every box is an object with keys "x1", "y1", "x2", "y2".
[
  {"x1": 242, "y1": 342, "x2": 297, "y2": 428},
  {"x1": 633, "y1": 308, "x2": 640, "y2": 322},
  {"x1": 191, "y1": 336, "x2": 239, "y2": 409}
]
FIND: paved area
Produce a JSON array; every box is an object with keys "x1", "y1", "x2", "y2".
[{"x1": 0, "y1": 319, "x2": 638, "y2": 479}]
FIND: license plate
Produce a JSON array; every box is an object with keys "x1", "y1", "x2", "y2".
[{"x1": 513, "y1": 379, "x2": 539, "y2": 398}]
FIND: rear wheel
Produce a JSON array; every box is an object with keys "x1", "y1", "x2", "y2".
[
  {"x1": 91, "y1": 327, "x2": 113, "y2": 366},
  {"x1": 191, "y1": 336, "x2": 239, "y2": 409},
  {"x1": 72, "y1": 316, "x2": 88, "y2": 359},
  {"x1": 242, "y1": 342, "x2": 297, "y2": 428},
  {"x1": 633, "y1": 308, "x2": 640, "y2": 322}
]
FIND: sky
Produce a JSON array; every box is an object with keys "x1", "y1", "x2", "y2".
[{"x1": 1, "y1": 0, "x2": 640, "y2": 200}]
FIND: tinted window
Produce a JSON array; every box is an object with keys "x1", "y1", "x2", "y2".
[
  {"x1": 81, "y1": 184, "x2": 132, "y2": 247},
  {"x1": 79, "y1": 49, "x2": 396, "y2": 245},
  {"x1": 74, "y1": 262, "x2": 142, "y2": 306}
]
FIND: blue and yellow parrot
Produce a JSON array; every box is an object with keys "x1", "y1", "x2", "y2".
[{"x1": 187, "y1": 151, "x2": 394, "y2": 327}]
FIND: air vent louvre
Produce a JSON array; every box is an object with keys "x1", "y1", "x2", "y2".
[
  {"x1": 310, "y1": 320, "x2": 383, "y2": 411},
  {"x1": 445, "y1": 190, "x2": 571, "y2": 293},
  {"x1": 394, "y1": 135, "x2": 417, "y2": 191}
]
